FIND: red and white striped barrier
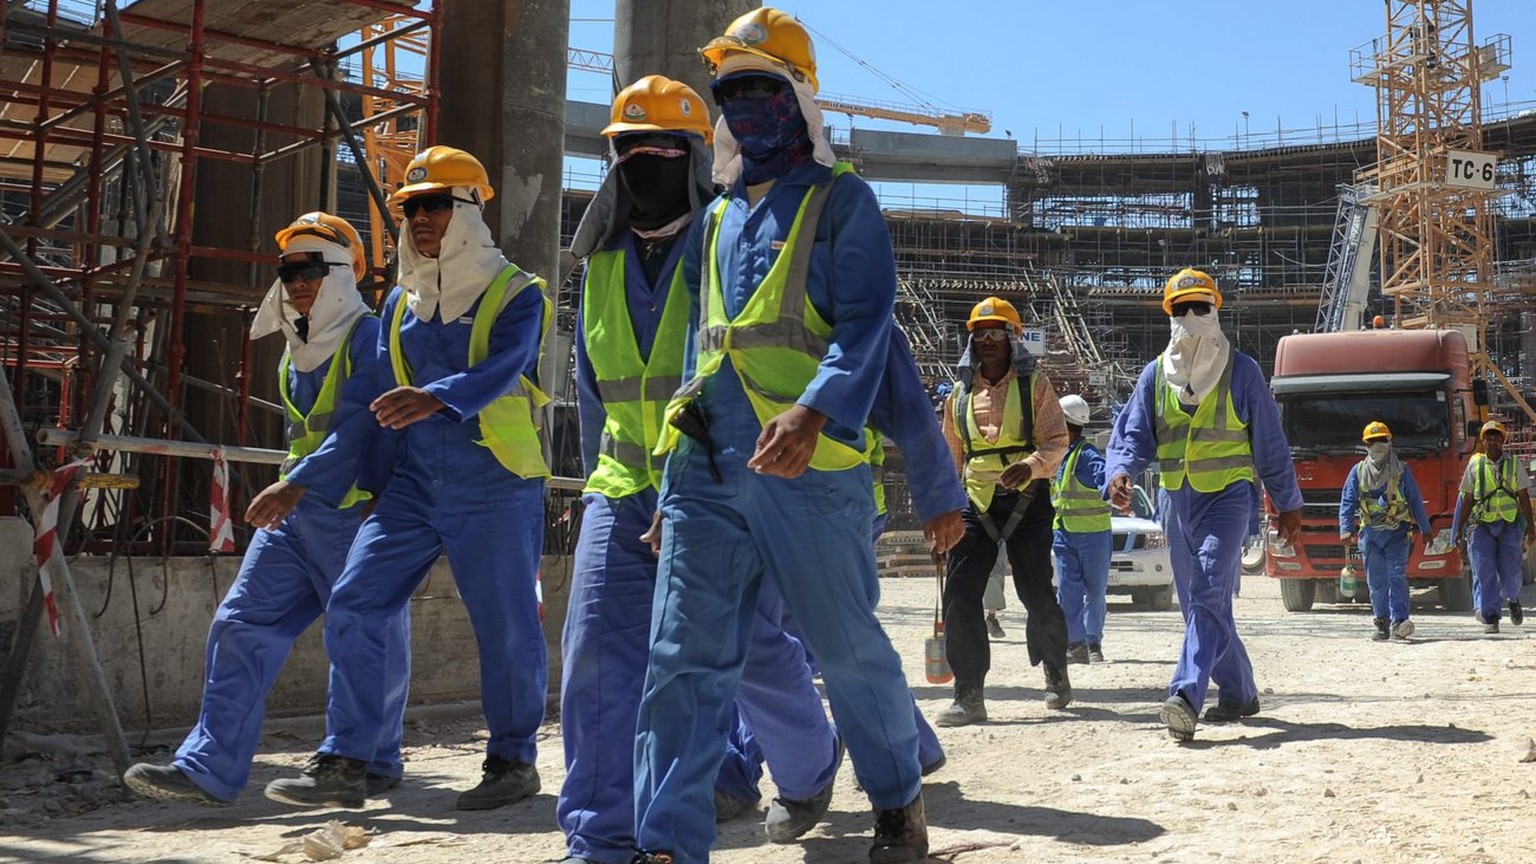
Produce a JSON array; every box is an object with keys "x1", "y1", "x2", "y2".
[
  {"x1": 209, "y1": 448, "x2": 235, "y2": 553},
  {"x1": 31, "y1": 457, "x2": 93, "y2": 637}
]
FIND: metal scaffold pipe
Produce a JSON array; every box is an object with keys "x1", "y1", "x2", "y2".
[{"x1": 37, "y1": 428, "x2": 287, "y2": 465}]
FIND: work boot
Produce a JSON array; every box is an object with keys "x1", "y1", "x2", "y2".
[
  {"x1": 1159, "y1": 693, "x2": 1198, "y2": 742},
  {"x1": 1372, "y1": 617, "x2": 1390, "y2": 641},
  {"x1": 122, "y1": 763, "x2": 229, "y2": 807},
  {"x1": 1065, "y1": 643, "x2": 1089, "y2": 665},
  {"x1": 455, "y1": 754, "x2": 540, "y2": 811},
  {"x1": 870, "y1": 792, "x2": 929, "y2": 863},
  {"x1": 765, "y1": 737, "x2": 842, "y2": 842},
  {"x1": 1088, "y1": 642, "x2": 1105, "y2": 664},
  {"x1": 365, "y1": 772, "x2": 400, "y2": 798},
  {"x1": 1510, "y1": 601, "x2": 1524, "y2": 626},
  {"x1": 714, "y1": 788, "x2": 759, "y2": 823},
  {"x1": 628, "y1": 853, "x2": 676, "y2": 864},
  {"x1": 264, "y1": 753, "x2": 366, "y2": 809},
  {"x1": 1203, "y1": 697, "x2": 1261, "y2": 723},
  {"x1": 1484, "y1": 618, "x2": 1501, "y2": 634},
  {"x1": 985, "y1": 611, "x2": 1006, "y2": 639},
  {"x1": 935, "y1": 687, "x2": 986, "y2": 727},
  {"x1": 1043, "y1": 664, "x2": 1073, "y2": 710},
  {"x1": 920, "y1": 754, "x2": 947, "y2": 777},
  {"x1": 1391, "y1": 619, "x2": 1415, "y2": 640}
]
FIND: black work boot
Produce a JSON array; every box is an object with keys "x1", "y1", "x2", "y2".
[
  {"x1": 934, "y1": 686, "x2": 986, "y2": 727},
  {"x1": 1203, "y1": 697, "x2": 1261, "y2": 723},
  {"x1": 1087, "y1": 642, "x2": 1105, "y2": 663},
  {"x1": 122, "y1": 763, "x2": 229, "y2": 807},
  {"x1": 628, "y1": 853, "x2": 676, "y2": 864},
  {"x1": 1065, "y1": 642, "x2": 1090, "y2": 665},
  {"x1": 1511, "y1": 601, "x2": 1524, "y2": 626},
  {"x1": 263, "y1": 753, "x2": 366, "y2": 809},
  {"x1": 1372, "y1": 617, "x2": 1389, "y2": 641},
  {"x1": 1043, "y1": 664, "x2": 1073, "y2": 709},
  {"x1": 456, "y1": 754, "x2": 540, "y2": 810},
  {"x1": 870, "y1": 792, "x2": 929, "y2": 863},
  {"x1": 765, "y1": 736, "x2": 842, "y2": 841},
  {"x1": 714, "y1": 788, "x2": 759, "y2": 823}
]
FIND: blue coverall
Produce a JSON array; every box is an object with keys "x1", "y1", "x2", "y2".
[
  {"x1": 174, "y1": 318, "x2": 409, "y2": 802},
  {"x1": 1105, "y1": 353, "x2": 1301, "y2": 714},
  {"x1": 559, "y1": 231, "x2": 837, "y2": 864},
  {"x1": 1054, "y1": 439, "x2": 1113, "y2": 648},
  {"x1": 1338, "y1": 461, "x2": 1432, "y2": 626},
  {"x1": 634, "y1": 161, "x2": 921, "y2": 862},
  {"x1": 319, "y1": 282, "x2": 547, "y2": 768}
]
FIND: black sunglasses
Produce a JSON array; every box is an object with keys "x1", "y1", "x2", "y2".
[
  {"x1": 277, "y1": 260, "x2": 343, "y2": 283},
  {"x1": 1170, "y1": 300, "x2": 1214, "y2": 317},
  {"x1": 401, "y1": 193, "x2": 478, "y2": 219},
  {"x1": 711, "y1": 74, "x2": 787, "y2": 106}
]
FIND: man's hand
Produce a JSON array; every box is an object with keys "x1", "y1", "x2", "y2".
[
  {"x1": 922, "y1": 511, "x2": 965, "y2": 558},
  {"x1": 747, "y1": 405, "x2": 826, "y2": 479},
  {"x1": 371, "y1": 386, "x2": 445, "y2": 430},
  {"x1": 1108, "y1": 474, "x2": 1134, "y2": 514},
  {"x1": 1276, "y1": 509, "x2": 1302, "y2": 548},
  {"x1": 245, "y1": 480, "x2": 307, "y2": 531},
  {"x1": 639, "y1": 509, "x2": 664, "y2": 557},
  {"x1": 998, "y1": 462, "x2": 1034, "y2": 490},
  {"x1": 1341, "y1": 532, "x2": 1356, "y2": 547}
]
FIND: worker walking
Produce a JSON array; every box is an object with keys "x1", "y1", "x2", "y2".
[
  {"x1": 1053, "y1": 394, "x2": 1113, "y2": 664},
  {"x1": 123, "y1": 214, "x2": 408, "y2": 805},
  {"x1": 936, "y1": 296, "x2": 1071, "y2": 726},
  {"x1": 265, "y1": 146, "x2": 554, "y2": 811},
  {"x1": 1105, "y1": 268, "x2": 1302, "y2": 742},
  {"x1": 1339, "y1": 421, "x2": 1432, "y2": 641},
  {"x1": 1452, "y1": 421, "x2": 1534, "y2": 634},
  {"x1": 631, "y1": 10, "x2": 930, "y2": 862}
]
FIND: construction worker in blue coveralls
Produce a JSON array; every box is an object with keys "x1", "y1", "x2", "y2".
[
  {"x1": 1105, "y1": 268, "x2": 1302, "y2": 742},
  {"x1": 1054, "y1": 393, "x2": 1114, "y2": 665},
  {"x1": 1338, "y1": 421, "x2": 1432, "y2": 642},
  {"x1": 937, "y1": 296, "x2": 1072, "y2": 728},
  {"x1": 123, "y1": 214, "x2": 408, "y2": 806},
  {"x1": 629, "y1": 9, "x2": 930, "y2": 863},
  {"x1": 264, "y1": 146, "x2": 554, "y2": 811},
  {"x1": 1452, "y1": 420, "x2": 1534, "y2": 635}
]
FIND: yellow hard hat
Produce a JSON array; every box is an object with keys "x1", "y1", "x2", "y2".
[
  {"x1": 967, "y1": 296, "x2": 1022, "y2": 334},
  {"x1": 1162, "y1": 267, "x2": 1224, "y2": 316},
  {"x1": 390, "y1": 145, "x2": 494, "y2": 206},
  {"x1": 1362, "y1": 421, "x2": 1392, "y2": 442},
  {"x1": 604, "y1": 74, "x2": 714, "y2": 143},
  {"x1": 1481, "y1": 420, "x2": 1506, "y2": 438},
  {"x1": 274, "y1": 211, "x2": 365, "y2": 280},
  {"x1": 700, "y1": 7, "x2": 819, "y2": 93}
]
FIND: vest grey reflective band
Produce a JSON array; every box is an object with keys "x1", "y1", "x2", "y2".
[
  {"x1": 598, "y1": 431, "x2": 651, "y2": 469},
  {"x1": 596, "y1": 374, "x2": 685, "y2": 404}
]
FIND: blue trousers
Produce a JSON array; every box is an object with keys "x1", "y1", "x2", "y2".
[
  {"x1": 1054, "y1": 528, "x2": 1112, "y2": 645},
  {"x1": 174, "y1": 499, "x2": 409, "y2": 801},
  {"x1": 559, "y1": 492, "x2": 836, "y2": 864},
  {"x1": 321, "y1": 471, "x2": 546, "y2": 765},
  {"x1": 1163, "y1": 484, "x2": 1256, "y2": 713},
  {"x1": 1359, "y1": 525, "x2": 1412, "y2": 624},
  {"x1": 635, "y1": 444, "x2": 921, "y2": 862},
  {"x1": 1468, "y1": 521, "x2": 1523, "y2": 622}
]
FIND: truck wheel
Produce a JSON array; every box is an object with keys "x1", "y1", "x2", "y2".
[
  {"x1": 1148, "y1": 584, "x2": 1175, "y2": 611},
  {"x1": 1241, "y1": 539, "x2": 1266, "y2": 575},
  {"x1": 1280, "y1": 578, "x2": 1315, "y2": 612},
  {"x1": 1439, "y1": 570, "x2": 1473, "y2": 612}
]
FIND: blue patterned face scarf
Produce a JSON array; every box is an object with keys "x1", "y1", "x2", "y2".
[{"x1": 716, "y1": 74, "x2": 813, "y2": 184}]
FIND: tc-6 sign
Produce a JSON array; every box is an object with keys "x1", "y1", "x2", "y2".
[{"x1": 1444, "y1": 150, "x2": 1498, "y2": 190}]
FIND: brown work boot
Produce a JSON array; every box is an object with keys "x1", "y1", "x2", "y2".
[
  {"x1": 869, "y1": 793, "x2": 928, "y2": 863},
  {"x1": 1043, "y1": 664, "x2": 1073, "y2": 709},
  {"x1": 934, "y1": 687, "x2": 986, "y2": 727}
]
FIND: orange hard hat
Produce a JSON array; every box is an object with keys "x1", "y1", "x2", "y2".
[
  {"x1": 700, "y1": 7, "x2": 819, "y2": 92},
  {"x1": 967, "y1": 297, "x2": 1022, "y2": 334},
  {"x1": 390, "y1": 145, "x2": 493, "y2": 206},
  {"x1": 1162, "y1": 268, "x2": 1224, "y2": 316},
  {"x1": 604, "y1": 74, "x2": 714, "y2": 143},
  {"x1": 1362, "y1": 421, "x2": 1392, "y2": 442},
  {"x1": 274, "y1": 212, "x2": 365, "y2": 280},
  {"x1": 1481, "y1": 420, "x2": 1506, "y2": 438}
]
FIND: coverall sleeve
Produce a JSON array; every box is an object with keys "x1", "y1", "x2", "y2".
[
  {"x1": 677, "y1": 210, "x2": 708, "y2": 379},
  {"x1": 285, "y1": 316, "x2": 387, "y2": 507},
  {"x1": 871, "y1": 329, "x2": 966, "y2": 522},
  {"x1": 573, "y1": 296, "x2": 605, "y2": 479},
  {"x1": 422, "y1": 282, "x2": 547, "y2": 422},
  {"x1": 796, "y1": 176, "x2": 893, "y2": 435},
  {"x1": 1076, "y1": 443, "x2": 1107, "y2": 493},
  {"x1": 1234, "y1": 355, "x2": 1303, "y2": 513},
  {"x1": 1022, "y1": 371, "x2": 1068, "y2": 481},
  {"x1": 1104, "y1": 360, "x2": 1160, "y2": 484},
  {"x1": 1338, "y1": 464, "x2": 1359, "y2": 537},
  {"x1": 1402, "y1": 467, "x2": 1433, "y2": 535}
]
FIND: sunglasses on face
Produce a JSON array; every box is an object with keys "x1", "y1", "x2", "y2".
[
  {"x1": 400, "y1": 193, "x2": 477, "y2": 219},
  {"x1": 1171, "y1": 300, "x2": 1214, "y2": 317},
  {"x1": 276, "y1": 260, "x2": 343, "y2": 284},
  {"x1": 711, "y1": 74, "x2": 787, "y2": 106},
  {"x1": 972, "y1": 328, "x2": 1010, "y2": 342}
]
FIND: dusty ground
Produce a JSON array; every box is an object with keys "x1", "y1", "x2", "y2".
[{"x1": 4, "y1": 575, "x2": 1536, "y2": 864}]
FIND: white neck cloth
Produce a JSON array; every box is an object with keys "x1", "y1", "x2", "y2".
[
  {"x1": 398, "y1": 187, "x2": 510, "y2": 322},
  {"x1": 250, "y1": 235, "x2": 369, "y2": 373},
  {"x1": 1162, "y1": 310, "x2": 1230, "y2": 406}
]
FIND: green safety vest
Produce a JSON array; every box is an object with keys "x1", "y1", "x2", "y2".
[
  {"x1": 865, "y1": 430, "x2": 888, "y2": 517},
  {"x1": 581, "y1": 248, "x2": 690, "y2": 498},
  {"x1": 656, "y1": 162, "x2": 866, "y2": 472},
  {"x1": 1353, "y1": 464, "x2": 1410, "y2": 529},
  {"x1": 277, "y1": 317, "x2": 371, "y2": 509},
  {"x1": 1153, "y1": 346, "x2": 1255, "y2": 493},
  {"x1": 950, "y1": 372, "x2": 1037, "y2": 511},
  {"x1": 388, "y1": 265, "x2": 554, "y2": 479},
  {"x1": 1469, "y1": 453, "x2": 1520, "y2": 524},
  {"x1": 1052, "y1": 439, "x2": 1111, "y2": 533}
]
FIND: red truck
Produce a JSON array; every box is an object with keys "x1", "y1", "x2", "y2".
[{"x1": 1264, "y1": 329, "x2": 1474, "y2": 612}]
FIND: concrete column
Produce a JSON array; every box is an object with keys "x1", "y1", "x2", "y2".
[
  {"x1": 439, "y1": 0, "x2": 570, "y2": 286},
  {"x1": 614, "y1": 0, "x2": 760, "y2": 98}
]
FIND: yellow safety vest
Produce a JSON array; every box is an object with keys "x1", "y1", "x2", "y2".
[
  {"x1": 1052, "y1": 439, "x2": 1110, "y2": 533},
  {"x1": 656, "y1": 162, "x2": 865, "y2": 472},
  {"x1": 865, "y1": 430, "x2": 888, "y2": 517},
  {"x1": 1354, "y1": 464, "x2": 1410, "y2": 529},
  {"x1": 581, "y1": 247, "x2": 689, "y2": 498},
  {"x1": 277, "y1": 317, "x2": 371, "y2": 509},
  {"x1": 1469, "y1": 453, "x2": 1520, "y2": 524},
  {"x1": 951, "y1": 372, "x2": 1037, "y2": 511},
  {"x1": 388, "y1": 265, "x2": 554, "y2": 479},
  {"x1": 1153, "y1": 347, "x2": 1255, "y2": 493}
]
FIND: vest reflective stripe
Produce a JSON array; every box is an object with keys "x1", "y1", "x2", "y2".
[
  {"x1": 1052, "y1": 440, "x2": 1110, "y2": 532},
  {"x1": 1153, "y1": 347, "x2": 1255, "y2": 493},
  {"x1": 582, "y1": 246, "x2": 690, "y2": 497},
  {"x1": 1470, "y1": 453, "x2": 1520, "y2": 524},
  {"x1": 388, "y1": 265, "x2": 553, "y2": 479},
  {"x1": 277, "y1": 317, "x2": 371, "y2": 509},
  {"x1": 656, "y1": 161, "x2": 865, "y2": 472},
  {"x1": 1355, "y1": 464, "x2": 1410, "y2": 529},
  {"x1": 951, "y1": 373, "x2": 1036, "y2": 511}
]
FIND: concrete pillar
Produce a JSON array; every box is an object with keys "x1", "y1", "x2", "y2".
[
  {"x1": 439, "y1": 0, "x2": 570, "y2": 287},
  {"x1": 614, "y1": 0, "x2": 760, "y2": 98}
]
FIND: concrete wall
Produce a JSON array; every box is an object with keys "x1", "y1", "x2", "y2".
[{"x1": 0, "y1": 520, "x2": 571, "y2": 735}]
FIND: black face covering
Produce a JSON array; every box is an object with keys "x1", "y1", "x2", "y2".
[{"x1": 618, "y1": 152, "x2": 692, "y2": 230}]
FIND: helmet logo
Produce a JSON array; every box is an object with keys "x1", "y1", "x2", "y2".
[
  {"x1": 979, "y1": 303, "x2": 995, "y2": 316},
  {"x1": 734, "y1": 22, "x2": 768, "y2": 45},
  {"x1": 406, "y1": 166, "x2": 427, "y2": 183},
  {"x1": 1177, "y1": 275, "x2": 1199, "y2": 288},
  {"x1": 679, "y1": 98, "x2": 692, "y2": 117},
  {"x1": 623, "y1": 102, "x2": 648, "y2": 121}
]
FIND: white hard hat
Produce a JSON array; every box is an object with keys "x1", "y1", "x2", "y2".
[{"x1": 1059, "y1": 394, "x2": 1091, "y2": 426}]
